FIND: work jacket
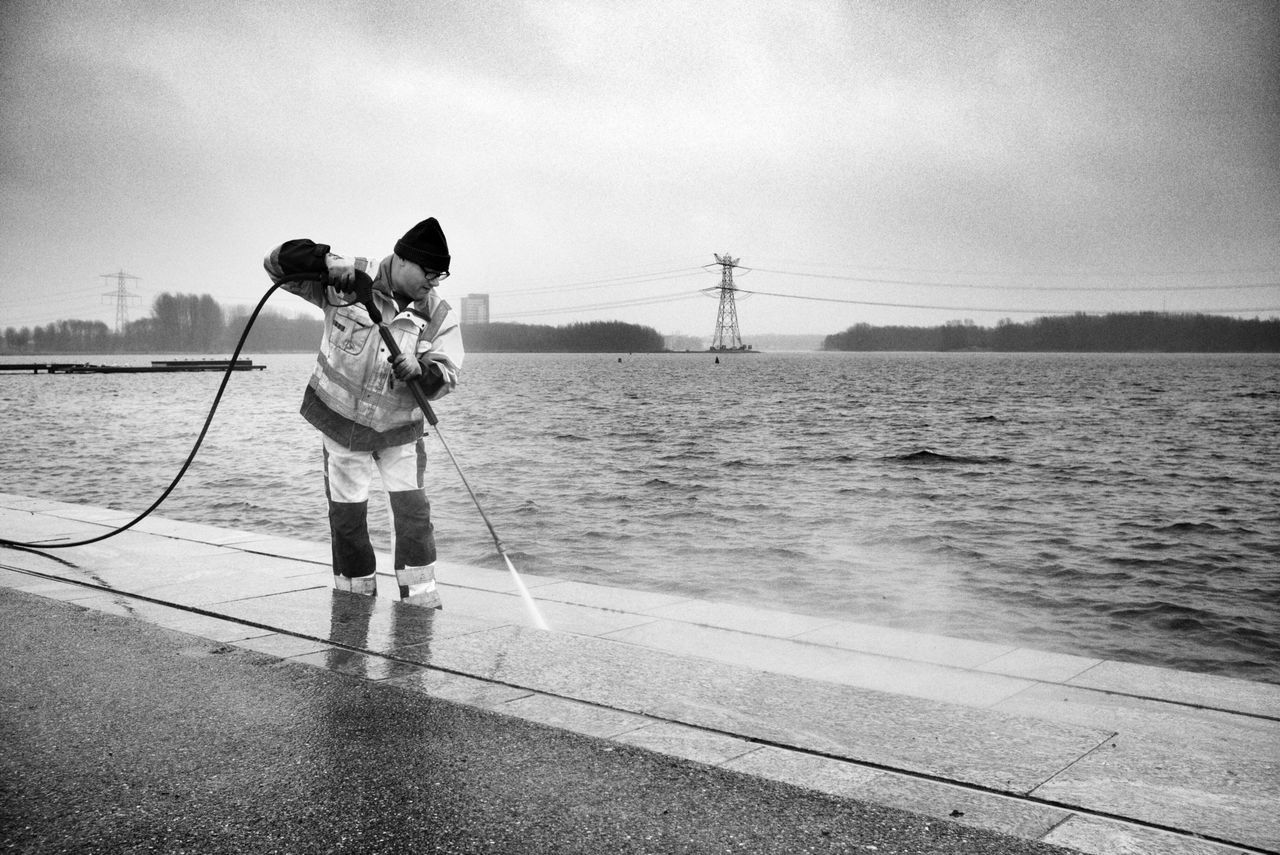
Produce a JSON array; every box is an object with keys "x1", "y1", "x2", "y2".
[{"x1": 264, "y1": 241, "x2": 464, "y2": 451}]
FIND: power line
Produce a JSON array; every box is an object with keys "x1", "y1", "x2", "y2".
[
  {"x1": 497, "y1": 267, "x2": 705, "y2": 296},
  {"x1": 7, "y1": 284, "x2": 108, "y2": 300},
  {"x1": 751, "y1": 268, "x2": 1280, "y2": 292},
  {"x1": 493, "y1": 289, "x2": 704, "y2": 320},
  {"x1": 2, "y1": 286, "x2": 118, "y2": 310},
  {"x1": 735, "y1": 288, "x2": 1280, "y2": 315},
  {"x1": 485, "y1": 271, "x2": 1279, "y2": 322},
  {"x1": 755, "y1": 259, "x2": 1280, "y2": 279}
]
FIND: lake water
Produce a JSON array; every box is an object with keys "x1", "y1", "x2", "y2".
[{"x1": 2, "y1": 350, "x2": 1278, "y2": 685}]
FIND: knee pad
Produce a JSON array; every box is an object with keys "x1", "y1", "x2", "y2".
[{"x1": 388, "y1": 490, "x2": 435, "y2": 568}]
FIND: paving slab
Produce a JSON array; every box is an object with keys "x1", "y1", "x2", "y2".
[
  {"x1": 435, "y1": 560, "x2": 530, "y2": 592},
  {"x1": 122, "y1": 570, "x2": 322, "y2": 607},
  {"x1": 612, "y1": 721, "x2": 760, "y2": 766},
  {"x1": 0, "y1": 567, "x2": 31, "y2": 586},
  {"x1": 74, "y1": 593, "x2": 276, "y2": 643},
  {"x1": 441, "y1": 565, "x2": 563, "y2": 593},
  {"x1": 36, "y1": 546, "x2": 314, "y2": 597},
  {"x1": 0, "y1": 511, "x2": 114, "y2": 544},
  {"x1": 794, "y1": 619, "x2": 1019, "y2": 669},
  {"x1": 207, "y1": 587, "x2": 504, "y2": 654},
  {"x1": 409, "y1": 621, "x2": 1114, "y2": 794},
  {"x1": 531, "y1": 578, "x2": 693, "y2": 613},
  {"x1": 995, "y1": 682, "x2": 1279, "y2": 738},
  {"x1": 68, "y1": 528, "x2": 242, "y2": 561},
  {"x1": 288, "y1": 645, "x2": 428, "y2": 682},
  {"x1": 8, "y1": 576, "x2": 100, "y2": 600},
  {"x1": 128, "y1": 515, "x2": 267, "y2": 545},
  {"x1": 438, "y1": 584, "x2": 658, "y2": 636},
  {"x1": 40, "y1": 504, "x2": 139, "y2": 525},
  {"x1": 232, "y1": 631, "x2": 333, "y2": 658},
  {"x1": 1044, "y1": 814, "x2": 1255, "y2": 855},
  {"x1": 644, "y1": 597, "x2": 839, "y2": 637},
  {"x1": 225, "y1": 533, "x2": 332, "y2": 564},
  {"x1": 603, "y1": 618, "x2": 1036, "y2": 707},
  {"x1": 1030, "y1": 724, "x2": 1280, "y2": 851},
  {"x1": 978, "y1": 648, "x2": 1106, "y2": 683},
  {"x1": 383, "y1": 668, "x2": 536, "y2": 709},
  {"x1": 849, "y1": 770, "x2": 1075, "y2": 842},
  {"x1": 1067, "y1": 660, "x2": 1280, "y2": 719},
  {"x1": 722, "y1": 745, "x2": 883, "y2": 796},
  {"x1": 0, "y1": 493, "x2": 86, "y2": 512},
  {"x1": 495, "y1": 692, "x2": 654, "y2": 739}
]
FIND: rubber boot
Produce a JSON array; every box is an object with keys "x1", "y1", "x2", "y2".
[
  {"x1": 397, "y1": 564, "x2": 441, "y2": 609},
  {"x1": 334, "y1": 573, "x2": 376, "y2": 596},
  {"x1": 348, "y1": 573, "x2": 377, "y2": 596}
]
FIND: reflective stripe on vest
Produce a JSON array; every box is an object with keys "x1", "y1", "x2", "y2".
[{"x1": 309, "y1": 300, "x2": 429, "y2": 432}]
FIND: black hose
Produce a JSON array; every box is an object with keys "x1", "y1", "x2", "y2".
[{"x1": 0, "y1": 277, "x2": 300, "y2": 550}]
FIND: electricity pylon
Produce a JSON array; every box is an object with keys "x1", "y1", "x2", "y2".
[
  {"x1": 101, "y1": 270, "x2": 141, "y2": 334},
  {"x1": 709, "y1": 253, "x2": 747, "y2": 351}
]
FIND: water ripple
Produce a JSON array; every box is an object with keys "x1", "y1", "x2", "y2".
[{"x1": 4, "y1": 351, "x2": 1279, "y2": 684}]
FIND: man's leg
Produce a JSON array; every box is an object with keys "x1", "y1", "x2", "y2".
[
  {"x1": 376, "y1": 438, "x2": 440, "y2": 608},
  {"x1": 322, "y1": 436, "x2": 377, "y2": 596}
]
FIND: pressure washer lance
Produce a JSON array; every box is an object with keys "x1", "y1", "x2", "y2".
[{"x1": 350, "y1": 270, "x2": 549, "y2": 630}]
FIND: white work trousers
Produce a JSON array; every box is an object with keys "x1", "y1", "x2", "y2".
[
  {"x1": 321, "y1": 434, "x2": 423, "y2": 502},
  {"x1": 321, "y1": 434, "x2": 435, "y2": 579}
]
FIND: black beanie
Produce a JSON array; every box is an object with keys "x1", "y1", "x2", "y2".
[{"x1": 394, "y1": 217, "x2": 450, "y2": 274}]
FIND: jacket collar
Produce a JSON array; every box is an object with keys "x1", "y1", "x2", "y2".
[{"x1": 374, "y1": 254, "x2": 435, "y2": 319}]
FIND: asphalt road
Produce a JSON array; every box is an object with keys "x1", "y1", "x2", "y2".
[{"x1": 0, "y1": 586, "x2": 1075, "y2": 854}]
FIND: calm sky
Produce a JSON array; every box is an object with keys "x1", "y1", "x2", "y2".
[{"x1": 2, "y1": 0, "x2": 1278, "y2": 338}]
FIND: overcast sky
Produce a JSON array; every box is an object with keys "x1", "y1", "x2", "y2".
[{"x1": 2, "y1": 0, "x2": 1278, "y2": 338}]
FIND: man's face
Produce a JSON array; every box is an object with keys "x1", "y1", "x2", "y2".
[{"x1": 390, "y1": 255, "x2": 444, "y2": 301}]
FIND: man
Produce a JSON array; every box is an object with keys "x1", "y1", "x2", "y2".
[{"x1": 263, "y1": 217, "x2": 463, "y2": 607}]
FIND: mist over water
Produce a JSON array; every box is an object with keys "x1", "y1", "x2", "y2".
[{"x1": 3, "y1": 351, "x2": 1278, "y2": 684}]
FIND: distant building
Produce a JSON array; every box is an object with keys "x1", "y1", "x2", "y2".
[{"x1": 459, "y1": 293, "x2": 490, "y2": 325}]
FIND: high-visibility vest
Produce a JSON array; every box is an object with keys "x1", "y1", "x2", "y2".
[{"x1": 268, "y1": 249, "x2": 462, "y2": 450}]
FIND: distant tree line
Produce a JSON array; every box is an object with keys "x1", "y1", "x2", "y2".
[
  {"x1": 2, "y1": 295, "x2": 668, "y2": 354},
  {"x1": 823, "y1": 313, "x2": 1280, "y2": 352},
  {"x1": 2, "y1": 292, "x2": 323, "y2": 354},
  {"x1": 463, "y1": 321, "x2": 666, "y2": 352}
]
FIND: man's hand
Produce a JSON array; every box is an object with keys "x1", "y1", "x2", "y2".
[
  {"x1": 324, "y1": 254, "x2": 357, "y2": 291},
  {"x1": 390, "y1": 352, "x2": 423, "y2": 381}
]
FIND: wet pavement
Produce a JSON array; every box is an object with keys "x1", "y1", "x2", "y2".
[
  {"x1": 2, "y1": 588, "x2": 1081, "y2": 854},
  {"x1": 0, "y1": 493, "x2": 1276, "y2": 854}
]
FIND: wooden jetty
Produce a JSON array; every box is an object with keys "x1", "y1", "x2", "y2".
[{"x1": 0, "y1": 359, "x2": 265, "y2": 375}]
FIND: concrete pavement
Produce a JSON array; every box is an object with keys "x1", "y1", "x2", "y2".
[
  {"x1": 3, "y1": 585, "x2": 1073, "y2": 854},
  {"x1": 0, "y1": 492, "x2": 1275, "y2": 854}
]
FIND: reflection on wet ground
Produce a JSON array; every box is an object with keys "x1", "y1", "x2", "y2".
[{"x1": 2, "y1": 493, "x2": 1278, "y2": 853}]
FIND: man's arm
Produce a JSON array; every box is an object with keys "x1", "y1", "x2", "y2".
[
  {"x1": 416, "y1": 301, "x2": 464, "y2": 399},
  {"x1": 263, "y1": 239, "x2": 356, "y2": 308}
]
